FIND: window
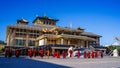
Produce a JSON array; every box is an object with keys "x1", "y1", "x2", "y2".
[
  {"x1": 14, "y1": 39, "x2": 26, "y2": 46},
  {"x1": 28, "y1": 40, "x2": 35, "y2": 46}
]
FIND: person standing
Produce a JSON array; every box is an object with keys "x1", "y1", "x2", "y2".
[
  {"x1": 87, "y1": 51, "x2": 91, "y2": 58},
  {"x1": 40, "y1": 49, "x2": 44, "y2": 59},
  {"x1": 28, "y1": 48, "x2": 33, "y2": 58},
  {"x1": 77, "y1": 50, "x2": 80, "y2": 58},
  {"x1": 95, "y1": 51, "x2": 98, "y2": 58},
  {"x1": 33, "y1": 48, "x2": 37, "y2": 57},
  {"x1": 99, "y1": 50, "x2": 103, "y2": 58},
  {"x1": 91, "y1": 51, "x2": 95, "y2": 58},
  {"x1": 56, "y1": 51, "x2": 60, "y2": 58},
  {"x1": 69, "y1": 50, "x2": 73, "y2": 58},
  {"x1": 84, "y1": 51, "x2": 87, "y2": 58},
  {"x1": 15, "y1": 49, "x2": 20, "y2": 58},
  {"x1": 62, "y1": 50, "x2": 66, "y2": 58},
  {"x1": 47, "y1": 50, "x2": 50, "y2": 59}
]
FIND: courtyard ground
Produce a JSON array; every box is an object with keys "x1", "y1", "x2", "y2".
[{"x1": 0, "y1": 56, "x2": 120, "y2": 68}]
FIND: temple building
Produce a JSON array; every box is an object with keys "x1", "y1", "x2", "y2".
[{"x1": 6, "y1": 16, "x2": 101, "y2": 50}]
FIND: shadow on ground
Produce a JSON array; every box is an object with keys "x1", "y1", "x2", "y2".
[{"x1": 0, "y1": 57, "x2": 70, "y2": 68}]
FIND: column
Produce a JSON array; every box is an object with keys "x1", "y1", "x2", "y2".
[
  {"x1": 10, "y1": 29, "x2": 15, "y2": 46},
  {"x1": 7, "y1": 29, "x2": 12, "y2": 46},
  {"x1": 68, "y1": 40, "x2": 70, "y2": 45},
  {"x1": 78, "y1": 40, "x2": 81, "y2": 47},
  {"x1": 81, "y1": 40, "x2": 84, "y2": 48},
  {"x1": 44, "y1": 38, "x2": 47, "y2": 45},
  {"x1": 26, "y1": 34, "x2": 29, "y2": 47},
  {"x1": 61, "y1": 38, "x2": 64, "y2": 44},
  {"x1": 86, "y1": 41, "x2": 89, "y2": 48}
]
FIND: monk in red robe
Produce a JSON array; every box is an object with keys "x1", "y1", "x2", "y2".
[
  {"x1": 99, "y1": 50, "x2": 103, "y2": 58},
  {"x1": 69, "y1": 50, "x2": 73, "y2": 58},
  {"x1": 84, "y1": 51, "x2": 87, "y2": 58},
  {"x1": 87, "y1": 51, "x2": 91, "y2": 58},
  {"x1": 95, "y1": 51, "x2": 98, "y2": 58},
  {"x1": 28, "y1": 48, "x2": 33, "y2": 58},
  {"x1": 15, "y1": 49, "x2": 20, "y2": 58},
  {"x1": 91, "y1": 51, "x2": 95, "y2": 58},
  {"x1": 62, "y1": 50, "x2": 66, "y2": 58},
  {"x1": 40, "y1": 49, "x2": 44, "y2": 58},
  {"x1": 33, "y1": 49, "x2": 37, "y2": 57},
  {"x1": 77, "y1": 50, "x2": 80, "y2": 58},
  {"x1": 57, "y1": 51, "x2": 60, "y2": 58}
]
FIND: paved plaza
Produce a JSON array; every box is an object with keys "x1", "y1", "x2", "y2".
[{"x1": 0, "y1": 56, "x2": 120, "y2": 68}]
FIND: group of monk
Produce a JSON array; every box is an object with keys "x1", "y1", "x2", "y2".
[
  {"x1": 52, "y1": 50, "x2": 66, "y2": 58},
  {"x1": 28, "y1": 48, "x2": 46, "y2": 58},
  {"x1": 83, "y1": 50, "x2": 103, "y2": 58},
  {"x1": 5, "y1": 48, "x2": 103, "y2": 59}
]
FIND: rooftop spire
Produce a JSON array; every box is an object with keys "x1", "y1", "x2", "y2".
[{"x1": 21, "y1": 17, "x2": 28, "y2": 23}]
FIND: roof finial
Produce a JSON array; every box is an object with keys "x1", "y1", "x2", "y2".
[{"x1": 21, "y1": 17, "x2": 28, "y2": 22}]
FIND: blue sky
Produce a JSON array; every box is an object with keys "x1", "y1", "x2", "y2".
[{"x1": 0, "y1": 0, "x2": 120, "y2": 46}]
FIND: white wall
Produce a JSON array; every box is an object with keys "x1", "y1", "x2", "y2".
[{"x1": 39, "y1": 39, "x2": 44, "y2": 46}]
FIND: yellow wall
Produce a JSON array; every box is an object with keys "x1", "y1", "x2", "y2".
[{"x1": 0, "y1": 45, "x2": 5, "y2": 50}]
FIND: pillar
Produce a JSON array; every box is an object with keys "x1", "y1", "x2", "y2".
[
  {"x1": 61, "y1": 38, "x2": 64, "y2": 44},
  {"x1": 68, "y1": 40, "x2": 70, "y2": 45},
  {"x1": 86, "y1": 41, "x2": 89, "y2": 48},
  {"x1": 44, "y1": 38, "x2": 47, "y2": 45},
  {"x1": 81, "y1": 40, "x2": 84, "y2": 48},
  {"x1": 10, "y1": 29, "x2": 15, "y2": 46},
  {"x1": 26, "y1": 34, "x2": 29, "y2": 47}
]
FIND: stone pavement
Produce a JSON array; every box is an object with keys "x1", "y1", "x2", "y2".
[
  {"x1": 0, "y1": 56, "x2": 120, "y2": 68},
  {"x1": 31, "y1": 56, "x2": 120, "y2": 68}
]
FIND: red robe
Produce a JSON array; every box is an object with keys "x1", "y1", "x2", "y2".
[
  {"x1": 29, "y1": 49, "x2": 33, "y2": 58},
  {"x1": 69, "y1": 50, "x2": 72, "y2": 58},
  {"x1": 57, "y1": 51, "x2": 60, "y2": 58},
  {"x1": 77, "y1": 51, "x2": 80, "y2": 58},
  {"x1": 84, "y1": 51, "x2": 87, "y2": 58},
  {"x1": 15, "y1": 50, "x2": 20, "y2": 58},
  {"x1": 62, "y1": 51, "x2": 66, "y2": 58},
  {"x1": 40, "y1": 49, "x2": 44, "y2": 58},
  {"x1": 87, "y1": 51, "x2": 91, "y2": 58},
  {"x1": 33, "y1": 49, "x2": 37, "y2": 57},
  {"x1": 91, "y1": 51, "x2": 95, "y2": 58},
  {"x1": 99, "y1": 51, "x2": 103, "y2": 58},
  {"x1": 95, "y1": 51, "x2": 98, "y2": 58},
  {"x1": 52, "y1": 51, "x2": 56, "y2": 57}
]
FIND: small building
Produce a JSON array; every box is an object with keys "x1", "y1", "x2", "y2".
[{"x1": 6, "y1": 16, "x2": 101, "y2": 51}]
